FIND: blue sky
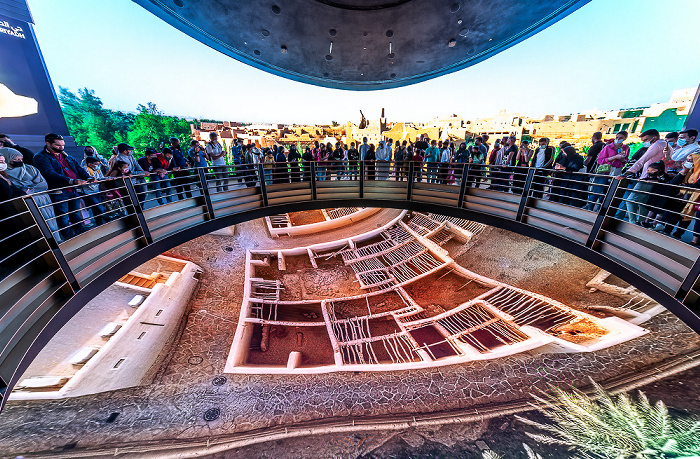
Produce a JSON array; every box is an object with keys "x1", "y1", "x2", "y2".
[{"x1": 29, "y1": 0, "x2": 700, "y2": 125}]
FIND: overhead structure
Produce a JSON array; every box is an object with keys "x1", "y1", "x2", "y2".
[{"x1": 131, "y1": 0, "x2": 590, "y2": 90}]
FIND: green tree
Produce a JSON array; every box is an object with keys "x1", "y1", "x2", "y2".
[
  {"x1": 516, "y1": 379, "x2": 700, "y2": 459},
  {"x1": 58, "y1": 87, "x2": 133, "y2": 155},
  {"x1": 126, "y1": 103, "x2": 193, "y2": 156}
]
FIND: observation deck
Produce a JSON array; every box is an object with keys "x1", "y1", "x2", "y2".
[{"x1": 1, "y1": 161, "x2": 700, "y2": 410}]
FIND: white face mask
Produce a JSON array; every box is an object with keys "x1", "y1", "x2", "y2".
[
  {"x1": 0, "y1": 163, "x2": 6, "y2": 171},
  {"x1": 683, "y1": 161, "x2": 694, "y2": 170}
]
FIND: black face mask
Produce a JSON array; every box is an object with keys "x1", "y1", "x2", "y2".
[{"x1": 10, "y1": 161, "x2": 23, "y2": 167}]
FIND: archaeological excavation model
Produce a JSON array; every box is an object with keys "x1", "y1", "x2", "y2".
[
  {"x1": 266, "y1": 207, "x2": 380, "y2": 237},
  {"x1": 225, "y1": 212, "x2": 648, "y2": 374}
]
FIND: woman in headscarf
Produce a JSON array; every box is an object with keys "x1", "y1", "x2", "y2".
[
  {"x1": 0, "y1": 152, "x2": 24, "y2": 201},
  {"x1": 2, "y1": 148, "x2": 62, "y2": 240}
]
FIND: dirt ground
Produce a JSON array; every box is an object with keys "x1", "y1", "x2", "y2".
[
  {"x1": 331, "y1": 291, "x2": 407, "y2": 319},
  {"x1": 288, "y1": 210, "x2": 326, "y2": 226},
  {"x1": 247, "y1": 324, "x2": 335, "y2": 367},
  {"x1": 551, "y1": 318, "x2": 609, "y2": 344},
  {"x1": 453, "y1": 227, "x2": 633, "y2": 313},
  {"x1": 402, "y1": 268, "x2": 492, "y2": 311}
]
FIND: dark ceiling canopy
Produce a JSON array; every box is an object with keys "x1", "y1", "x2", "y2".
[{"x1": 132, "y1": 0, "x2": 589, "y2": 90}]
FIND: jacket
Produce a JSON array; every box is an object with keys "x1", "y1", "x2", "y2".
[{"x1": 33, "y1": 148, "x2": 90, "y2": 190}]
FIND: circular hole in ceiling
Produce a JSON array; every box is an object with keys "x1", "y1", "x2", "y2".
[
  {"x1": 280, "y1": 45, "x2": 288, "y2": 53},
  {"x1": 416, "y1": 60, "x2": 425, "y2": 63},
  {"x1": 387, "y1": 52, "x2": 395, "y2": 59},
  {"x1": 271, "y1": 5, "x2": 281, "y2": 14},
  {"x1": 450, "y1": 3, "x2": 460, "y2": 13},
  {"x1": 329, "y1": 29, "x2": 337, "y2": 36},
  {"x1": 173, "y1": 0, "x2": 184, "y2": 7},
  {"x1": 261, "y1": 29, "x2": 270, "y2": 37},
  {"x1": 390, "y1": 73, "x2": 396, "y2": 78},
  {"x1": 325, "y1": 54, "x2": 333, "y2": 61},
  {"x1": 448, "y1": 39, "x2": 456, "y2": 47},
  {"x1": 459, "y1": 28, "x2": 469, "y2": 37},
  {"x1": 323, "y1": 72, "x2": 330, "y2": 77},
  {"x1": 363, "y1": 31, "x2": 368, "y2": 36},
  {"x1": 385, "y1": 30, "x2": 393, "y2": 37},
  {"x1": 254, "y1": 49, "x2": 261, "y2": 55},
  {"x1": 468, "y1": 47, "x2": 475, "y2": 54}
]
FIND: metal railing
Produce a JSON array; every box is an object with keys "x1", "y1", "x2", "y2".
[{"x1": 1, "y1": 160, "x2": 700, "y2": 410}]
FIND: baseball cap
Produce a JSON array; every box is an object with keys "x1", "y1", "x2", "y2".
[{"x1": 117, "y1": 143, "x2": 134, "y2": 153}]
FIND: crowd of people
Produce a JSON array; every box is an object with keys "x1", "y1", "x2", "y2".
[{"x1": 1, "y1": 127, "x2": 699, "y2": 243}]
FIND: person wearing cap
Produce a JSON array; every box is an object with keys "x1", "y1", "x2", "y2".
[{"x1": 33, "y1": 133, "x2": 92, "y2": 239}]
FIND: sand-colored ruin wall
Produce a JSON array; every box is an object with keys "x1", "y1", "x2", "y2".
[
  {"x1": 266, "y1": 208, "x2": 381, "y2": 237},
  {"x1": 55, "y1": 260, "x2": 201, "y2": 398}
]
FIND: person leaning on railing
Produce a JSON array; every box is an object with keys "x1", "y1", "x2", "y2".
[
  {"x1": 585, "y1": 131, "x2": 629, "y2": 211},
  {"x1": 0, "y1": 154, "x2": 25, "y2": 201},
  {"x1": 653, "y1": 152, "x2": 700, "y2": 241},
  {"x1": 529, "y1": 138, "x2": 554, "y2": 199},
  {"x1": 33, "y1": 133, "x2": 93, "y2": 240}
]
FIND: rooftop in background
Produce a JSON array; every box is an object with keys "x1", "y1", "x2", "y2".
[{"x1": 132, "y1": 0, "x2": 589, "y2": 90}]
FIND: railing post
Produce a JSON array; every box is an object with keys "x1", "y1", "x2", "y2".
[
  {"x1": 516, "y1": 168, "x2": 536, "y2": 222},
  {"x1": 256, "y1": 163, "x2": 269, "y2": 207},
  {"x1": 677, "y1": 254, "x2": 700, "y2": 301},
  {"x1": 123, "y1": 177, "x2": 153, "y2": 244},
  {"x1": 359, "y1": 160, "x2": 364, "y2": 199},
  {"x1": 585, "y1": 176, "x2": 622, "y2": 248},
  {"x1": 406, "y1": 161, "x2": 415, "y2": 201},
  {"x1": 309, "y1": 161, "x2": 317, "y2": 201},
  {"x1": 457, "y1": 163, "x2": 470, "y2": 209},
  {"x1": 197, "y1": 167, "x2": 216, "y2": 219},
  {"x1": 24, "y1": 196, "x2": 80, "y2": 292}
]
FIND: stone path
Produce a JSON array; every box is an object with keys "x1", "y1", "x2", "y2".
[{"x1": 1, "y1": 211, "x2": 698, "y2": 456}]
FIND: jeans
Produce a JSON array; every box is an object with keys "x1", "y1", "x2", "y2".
[
  {"x1": 586, "y1": 175, "x2": 611, "y2": 211},
  {"x1": 212, "y1": 165, "x2": 229, "y2": 192},
  {"x1": 150, "y1": 175, "x2": 173, "y2": 205},
  {"x1": 50, "y1": 190, "x2": 84, "y2": 239},
  {"x1": 82, "y1": 193, "x2": 107, "y2": 224}
]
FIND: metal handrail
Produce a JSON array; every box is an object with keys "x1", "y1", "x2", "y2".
[{"x1": 1, "y1": 160, "x2": 700, "y2": 411}]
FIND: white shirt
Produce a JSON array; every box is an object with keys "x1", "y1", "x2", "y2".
[
  {"x1": 440, "y1": 148, "x2": 451, "y2": 163},
  {"x1": 376, "y1": 145, "x2": 391, "y2": 161},
  {"x1": 671, "y1": 142, "x2": 700, "y2": 162},
  {"x1": 206, "y1": 141, "x2": 225, "y2": 166}
]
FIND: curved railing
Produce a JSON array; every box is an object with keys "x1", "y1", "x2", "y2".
[{"x1": 1, "y1": 160, "x2": 700, "y2": 410}]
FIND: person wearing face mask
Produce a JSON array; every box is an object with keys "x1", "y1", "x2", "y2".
[
  {"x1": 586, "y1": 132, "x2": 629, "y2": 211},
  {"x1": 585, "y1": 132, "x2": 605, "y2": 174},
  {"x1": 0, "y1": 152, "x2": 26, "y2": 201},
  {"x1": 2, "y1": 148, "x2": 62, "y2": 237},
  {"x1": 625, "y1": 161, "x2": 666, "y2": 225},
  {"x1": 670, "y1": 129, "x2": 700, "y2": 164},
  {"x1": 621, "y1": 129, "x2": 665, "y2": 180},
  {"x1": 33, "y1": 133, "x2": 92, "y2": 239},
  {"x1": 615, "y1": 130, "x2": 666, "y2": 220},
  {"x1": 653, "y1": 153, "x2": 700, "y2": 239},
  {"x1": 529, "y1": 138, "x2": 554, "y2": 199}
]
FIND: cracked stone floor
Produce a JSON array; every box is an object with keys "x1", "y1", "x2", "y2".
[{"x1": 0, "y1": 209, "x2": 699, "y2": 457}]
